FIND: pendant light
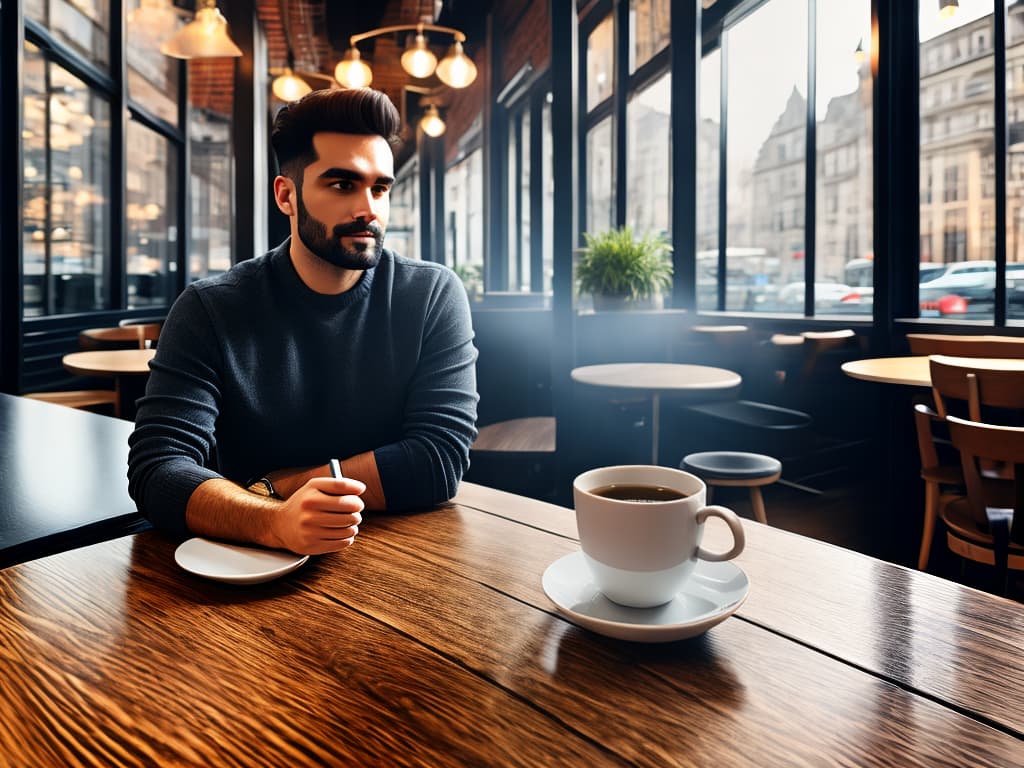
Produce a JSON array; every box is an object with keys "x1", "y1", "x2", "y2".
[
  {"x1": 160, "y1": 0, "x2": 242, "y2": 59},
  {"x1": 435, "y1": 40, "x2": 477, "y2": 89},
  {"x1": 419, "y1": 105, "x2": 446, "y2": 137},
  {"x1": 938, "y1": 0, "x2": 959, "y2": 21}
]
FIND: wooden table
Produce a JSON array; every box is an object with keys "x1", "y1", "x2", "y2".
[
  {"x1": 63, "y1": 348, "x2": 156, "y2": 420},
  {"x1": 0, "y1": 393, "x2": 148, "y2": 569},
  {"x1": 843, "y1": 355, "x2": 1024, "y2": 387},
  {"x1": 0, "y1": 482, "x2": 1019, "y2": 765},
  {"x1": 571, "y1": 362, "x2": 741, "y2": 464}
]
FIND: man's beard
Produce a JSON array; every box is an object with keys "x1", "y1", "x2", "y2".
[{"x1": 295, "y1": 191, "x2": 384, "y2": 270}]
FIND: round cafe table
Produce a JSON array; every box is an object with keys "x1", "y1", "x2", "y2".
[
  {"x1": 571, "y1": 362, "x2": 742, "y2": 465},
  {"x1": 842, "y1": 355, "x2": 1024, "y2": 388},
  {"x1": 62, "y1": 349, "x2": 156, "y2": 420},
  {"x1": 841, "y1": 356, "x2": 931, "y2": 388}
]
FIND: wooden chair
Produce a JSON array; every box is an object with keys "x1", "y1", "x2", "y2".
[
  {"x1": 913, "y1": 403, "x2": 964, "y2": 570},
  {"x1": 944, "y1": 416, "x2": 1024, "y2": 595},
  {"x1": 929, "y1": 355, "x2": 1024, "y2": 423},
  {"x1": 79, "y1": 322, "x2": 162, "y2": 350},
  {"x1": 467, "y1": 417, "x2": 557, "y2": 501},
  {"x1": 907, "y1": 333, "x2": 1024, "y2": 359},
  {"x1": 918, "y1": 356, "x2": 1024, "y2": 570}
]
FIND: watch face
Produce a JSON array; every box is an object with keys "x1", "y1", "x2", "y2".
[{"x1": 247, "y1": 478, "x2": 274, "y2": 497}]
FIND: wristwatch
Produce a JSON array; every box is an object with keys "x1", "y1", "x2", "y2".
[{"x1": 247, "y1": 476, "x2": 279, "y2": 499}]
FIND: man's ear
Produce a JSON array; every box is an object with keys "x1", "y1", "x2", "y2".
[{"x1": 273, "y1": 175, "x2": 296, "y2": 216}]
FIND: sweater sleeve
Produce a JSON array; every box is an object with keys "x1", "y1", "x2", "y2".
[
  {"x1": 372, "y1": 270, "x2": 479, "y2": 510},
  {"x1": 127, "y1": 286, "x2": 224, "y2": 536}
]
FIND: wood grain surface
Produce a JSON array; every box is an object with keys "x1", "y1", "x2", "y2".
[
  {"x1": 455, "y1": 483, "x2": 1024, "y2": 738},
  {"x1": 0, "y1": 482, "x2": 1021, "y2": 766}
]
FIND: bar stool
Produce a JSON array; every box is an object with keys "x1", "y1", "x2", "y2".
[{"x1": 681, "y1": 451, "x2": 782, "y2": 525}]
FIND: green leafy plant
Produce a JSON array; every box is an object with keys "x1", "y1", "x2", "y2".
[{"x1": 576, "y1": 226, "x2": 673, "y2": 301}]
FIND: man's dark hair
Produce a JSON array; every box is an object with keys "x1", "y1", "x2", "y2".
[{"x1": 271, "y1": 88, "x2": 401, "y2": 180}]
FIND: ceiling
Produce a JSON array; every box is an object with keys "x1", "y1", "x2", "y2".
[{"x1": 189, "y1": 0, "x2": 490, "y2": 145}]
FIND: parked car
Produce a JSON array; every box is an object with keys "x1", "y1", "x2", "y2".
[{"x1": 920, "y1": 262, "x2": 1024, "y2": 317}]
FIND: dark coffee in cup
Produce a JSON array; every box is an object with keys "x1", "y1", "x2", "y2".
[{"x1": 590, "y1": 483, "x2": 688, "y2": 502}]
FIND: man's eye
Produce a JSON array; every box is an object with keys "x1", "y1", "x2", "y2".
[
  {"x1": 331, "y1": 180, "x2": 354, "y2": 191},
  {"x1": 372, "y1": 185, "x2": 389, "y2": 196}
]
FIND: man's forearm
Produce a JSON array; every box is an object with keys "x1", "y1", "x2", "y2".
[{"x1": 185, "y1": 478, "x2": 285, "y2": 549}]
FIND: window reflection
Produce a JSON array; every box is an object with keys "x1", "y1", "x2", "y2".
[
  {"x1": 189, "y1": 102, "x2": 233, "y2": 282},
  {"x1": 22, "y1": 43, "x2": 111, "y2": 317},
  {"x1": 25, "y1": 0, "x2": 110, "y2": 69},
  {"x1": 126, "y1": 121, "x2": 176, "y2": 308},
  {"x1": 126, "y1": 0, "x2": 181, "y2": 125},
  {"x1": 587, "y1": 15, "x2": 614, "y2": 110},
  {"x1": 626, "y1": 72, "x2": 671, "y2": 243},
  {"x1": 629, "y1": 0, "x2": 670, "y2": 73}
]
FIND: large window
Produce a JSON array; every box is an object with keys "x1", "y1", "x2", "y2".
[
  {"x1": 22, "y1": 44, "x2": 111, "y2": 317},
  {"x1": 126, "y1": 122, "x2": 177, "y2": 308},
  {"x1": 391, "y1": 157, "x2": 421, "y2": 263},
  {"x1": 445, "y1": 149, "x2": 484, "y2": 299},
  {"x1": 25, "y1": 0, "x2": 110, "y2": 68},
  {"x1": 22, "y1": 4, "x2": 192, "y2": 323},
  {"x1": 189, "y1": 104, "x2": 233, "y2": 282},
  {"x1": 501, "y1": 83, "x2": 554, "y2": 295},
  {"x1": 919, "y1": 1, "x2": 998, "y2": 321},
  {"x1": 626, "y1": 72, "x2": 671, "y2": 240},
  {"x1": 580, "y1": 3, "x2": 672, "y2": 308},
  {"x1": 726, "y1": 0, "x2": 807, "y2": 312},
  {"x1": 697, "y1": 0, "x2": 873, "y2": 316},
  {"x1": 814, "y1": 0, "x2": 873, "y2": 315}
]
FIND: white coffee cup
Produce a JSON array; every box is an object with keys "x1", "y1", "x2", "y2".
[{"x1": 573, "y1": 465, "x2": 745, "y2": 608}]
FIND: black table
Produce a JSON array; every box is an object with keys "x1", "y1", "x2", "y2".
[{"x1": 0, "y1": 393, "x2": 149, "y2": 569}]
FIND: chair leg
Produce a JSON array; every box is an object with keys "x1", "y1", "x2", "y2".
[
  {"x1": 749, "y1": 486, "x2": 768, "y2": 525},
  {"x1": 918, "y1": 481, "x2": 938, "y2": 571}
]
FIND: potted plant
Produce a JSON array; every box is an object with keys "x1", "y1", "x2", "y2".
[{"x1": 576, "y1": 226, "x2": 673, "y2": 310}]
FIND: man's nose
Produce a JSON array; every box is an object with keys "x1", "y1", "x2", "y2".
[{"x1": 351, "y1": 188, "x2": 378, "y2": 222}]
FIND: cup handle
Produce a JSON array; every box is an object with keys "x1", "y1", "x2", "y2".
[{"x1": 694, "y1": 505, "x2": 745, "y2": 562}]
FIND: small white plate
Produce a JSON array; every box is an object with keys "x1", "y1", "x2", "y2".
[
  {"x1": 542, "y1": 550, "x2": 749, "y2": 643},
  {"x1": 174, "y1": 538, "x2": 310, "y2": 585}
]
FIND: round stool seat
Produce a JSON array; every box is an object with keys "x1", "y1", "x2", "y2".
[{"x1": 681, "y1": 451, "x2": 781, "y2": 482}]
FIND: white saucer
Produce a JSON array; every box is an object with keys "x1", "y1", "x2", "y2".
[
  {"x1": 174, "y1": 538, "x2": 310, "y2": 585},
  {"x1": 542, "y1": 550, "x2": 749, "y2": 643}
]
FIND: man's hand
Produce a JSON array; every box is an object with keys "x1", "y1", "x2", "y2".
[{"x1": 270, "y1": 476, "x2": 366, "y2": 555}]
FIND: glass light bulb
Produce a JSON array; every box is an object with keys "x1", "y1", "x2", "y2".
[
  {"x1": 401, "y1": 34, "x2": 437, "y2": 79},
  {"x1": 272, "y1": 69, "x2": 312, "y2": 102},
  {"x1": 420, "y1": 106, "x2": 446, "y2": 138},
  {"x1": 335, "y1": 48, "x2": 373, "y2": 88},
  {"x1": 435, "y1": 41, "x2": 477, "y2": 88}
]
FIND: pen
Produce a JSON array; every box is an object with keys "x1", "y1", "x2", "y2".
[{"x1": 329, "y1": 458, "x2": 343, "y2": 479}]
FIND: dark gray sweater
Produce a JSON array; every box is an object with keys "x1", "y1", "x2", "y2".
[{"x1": 127, "y1": 239, "x2": 479, "y2": 536}]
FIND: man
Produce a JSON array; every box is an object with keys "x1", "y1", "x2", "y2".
[{"x1": 128, "y1": 88, "x2": 479, "y2": 556}]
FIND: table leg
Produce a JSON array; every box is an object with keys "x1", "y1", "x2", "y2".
[{"x1": 651, "y1": 392, "x2": 661, "y2": 465}]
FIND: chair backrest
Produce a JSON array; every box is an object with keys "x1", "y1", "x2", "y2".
[
  {"x1": 929, "y1": 355, "x2": 1024, "y2": 421},
  {"x1": 946, "y1": 415, "x2": 1024, "y2": 533},
  {"x1": 908, "y1": 333, "x2": 1024, "y2": 358},
  {"x1": 79, "y1": 323, "x2": 163, "y2": 351}
]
